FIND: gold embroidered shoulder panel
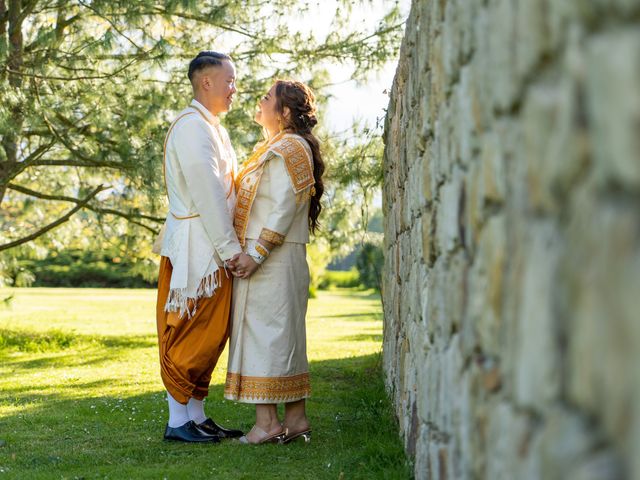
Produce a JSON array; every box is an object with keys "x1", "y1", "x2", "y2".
[{"x1": 269, "y1": 136, "x2": 315, "y2": 194}]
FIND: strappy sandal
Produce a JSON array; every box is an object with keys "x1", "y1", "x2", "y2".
[
  {"x1": 238, "y1": 425, "x2": 285, "y2": 445},
  {"x1": 283, "y1": 427, "x2": 312, "y2": 444}
]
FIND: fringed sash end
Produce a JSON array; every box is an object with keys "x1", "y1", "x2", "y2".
[{"x1": 164, "y1": 269, "x2": 222, "y2": 319}]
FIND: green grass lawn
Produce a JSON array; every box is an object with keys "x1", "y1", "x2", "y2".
[{"x1": 0, "y1": 288, "x2": 410, "y2": 479}]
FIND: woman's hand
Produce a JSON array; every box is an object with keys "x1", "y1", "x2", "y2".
[{"x1": 228, "y1": 252, "x2": 260, "y2": 279}]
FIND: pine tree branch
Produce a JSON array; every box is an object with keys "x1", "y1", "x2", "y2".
[
  {"x1": 4, "y1": 57, "x2": 139, "y2": 80},
  {"x1": 77, "y1": 0, "x2": 142, "y2": 51},
  {"x1": 29, "y1": 101, "x2": 128, "y2": 171},
  {"x1": 0, "y1": 184, "x2": 108, "y2": 252},
  {"x1": 138, "y1": 6, "x2": 259, "y2": 39},
  {"x1": 2, "y1": 139, "x2": 57, "y2": 185},
  {"x1": 25, "y1": 159, "x2": 126, "y2": 169},
  {"x1": 7, "y1": 182, "x2": 164, "y2": 234}
]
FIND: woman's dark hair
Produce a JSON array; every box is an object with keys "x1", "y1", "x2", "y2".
[
  {"x1": 188, "y1": 51, "x2": 231, "y2": 82},
  {"x1": 274, "y1": 80, "x2": 325, "y2": 234}
]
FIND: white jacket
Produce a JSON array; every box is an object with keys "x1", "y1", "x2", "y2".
[{"x1": 158, "y1": 99, "x2": 242, "y2": 317}]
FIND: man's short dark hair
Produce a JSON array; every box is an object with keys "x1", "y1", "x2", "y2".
[{"x1": 188, "y1": 51, "x2": 232, "y2": 82}]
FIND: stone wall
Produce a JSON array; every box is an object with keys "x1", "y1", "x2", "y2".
[{"x1": 382, "y1": 1, "x2": 640, "y2": 479}]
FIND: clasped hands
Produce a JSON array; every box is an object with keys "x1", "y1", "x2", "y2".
[{"x1": 227, "y1": 252, "x2": 259, "y2": 279}]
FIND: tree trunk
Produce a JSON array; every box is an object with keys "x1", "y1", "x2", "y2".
[
  {"x1": 0, "y1": 2, "x2": 6, "y2": 60},
  {"x1": 7, "y1": 0, "x2": 22, "y2": 89},
  {"x1": 0, "y1": 0, "x2": 23, "y2": 205}
]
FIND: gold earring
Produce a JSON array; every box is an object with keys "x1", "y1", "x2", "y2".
[{"x1": 278, "y1": 117, "x2": 285, "y2": 132}]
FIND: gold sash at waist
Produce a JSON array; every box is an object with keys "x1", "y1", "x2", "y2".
[{"x1": 171, "y1": 212, "x2": 200, "y2": 220}]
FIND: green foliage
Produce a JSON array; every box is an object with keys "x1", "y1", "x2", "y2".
[
  {"x1": 0, "y1": 1, "x2": 403, "y2": 272},
  {"x1": 306, "y1": 236, "x2": 332, "y2": 292},
  {"x1": 356, "y1": 241, "x2": 384, "y2": 291},
  {"x1": 319, "y1": 123, "x2": 386, "y2": 257},
  {"x1": 20, "y1": 262, "x2": 152, "y2": 289},
  {"x1": 318, "y1": 268, "x2": 361, "y2": 290},
  {"x1": 6, "y1": 250, "x2": 155, "y2": 288}
]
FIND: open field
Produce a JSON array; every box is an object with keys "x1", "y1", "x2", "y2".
[{"x1": 0, "y1": 288, "x2": 409, "y2": 479}]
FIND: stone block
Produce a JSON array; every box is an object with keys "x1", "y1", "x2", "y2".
[
  {"x1": 585, "y1": 28, "x2": 640, "y2": 190},
  {"x1": 421, "y1": 209, "x2": 433, "y2": 266},
  {"x1": 409, "y1": 161, "x2": 426, "y2": 216},
  {"x1": 563, "y1": 183, "x2": 640, "y2": 451},
  {"x1": 513, "y1": 220, "x2": 562, "y2": 409},
  {"x1": 514, "y1": 0, "x2": 551, "y2": 81},
  {"x1": 416, "y1": 3, "x2": 431, "y2": 76},
  {"x1": 456, "y1": 66, "x2": 478, "y2": 168},
  {"x1": 479, "y1": 130, "x2": 506, "y2": 206},
  {"x1": 442, "y1": 0, "x2": 462, "y2": 88},
  {"x1": 521, "y1": 72, "x2": 583, "y2": 213},
  {"x1": 394, "y1": 195, "x2": 403, "y2": 241},
  {"x1": 410, "y1": 216, "x2": 423, "y2": 264},
  {"x1": 453, "y1": 369, "x2": 473, "y2": 479},
  {"x1": 591, "y1": 0, "x2": 640, "y2": 16},
  {"x1": 435, "y1": 105, "x2": 452, "y2": 181},
  {"x1": 458, "y1": 0, "x2": 478, "y2": 61},
  {"x1": 566, "y1": 450, "x2": 624, "y2": 480},
  {"x1": 487, "y1": 0, "x2": 518, "y2": 111},
  {"x1": 486, "y1": 402, "x2": 538, "y2": 480},
  {"x1": 426, "y1": 256, "x2": 447, "y2": 341},
  {"x1": 418, "y1": 347, "x2": 438, "y2": 425},
  {"x1": 471, "y1": 7, "x2": 493, "y2": 131},
  {"x1": 464, "y1": 157, "x2": 482, "y2": 255},
  {"x1": 429, "y1": 32, "x2": 445, "y2": 128},
  {"x1": 420, "y1": 75, "x2": 433, "y2": 141},
  {"x1": 444, "y1": 250, "x2": 467, "y2": 335},
  {"x1": 439, "y1": 335, "x2": 463, "y2": 432},
  {"x1": 414, "y1": 423, "x2": 431, "y2": 480},
  {"x1": 474, "y1": 215, "x2": 507, "y2": 357},
  {"x1": 384, "y1": 201, "x2": 396, "y2": 243},
  {"x1": 539, "y1": 407, "x2": 603, "y2": 480},
  {"x1": 435, "y1": 171, "x2": 462, "y2": 254}
]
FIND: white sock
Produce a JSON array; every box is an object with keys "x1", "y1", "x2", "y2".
[
  {"x1": 187, "y1": 397, "x2": 207, "y2": 424},
  {"x1": 167, "y1": 392, "x2": 190, "y2": 428}
]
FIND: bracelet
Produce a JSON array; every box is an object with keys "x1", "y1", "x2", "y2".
[{"x1": 246, "y1": 239, "x2": 270, "y2": 264}]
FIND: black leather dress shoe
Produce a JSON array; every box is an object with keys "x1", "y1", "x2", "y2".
[
  {"x1": 197, "y1": 418, "x2": 244, "y2": 439},
  {"x1": 164, "y1": 421, "x2": 220, "y2": 443}
]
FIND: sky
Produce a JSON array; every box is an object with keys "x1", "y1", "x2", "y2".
[
  {"x1": 289, "y1": 1, "x2": 410, "y2": 210},
  {"x1": 324, "y1": 61, "x2": 397, "y2": 134},
  {"x1": 209, "y1": 1, "x2": 409, "y2": 135},
  {"x1": 289, "y1": 0, "x2": 410, "y2": 135}
]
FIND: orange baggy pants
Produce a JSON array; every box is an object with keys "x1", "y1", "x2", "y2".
[{"x1": 156, "y1": 256, "x2": 232, "y2": 404}]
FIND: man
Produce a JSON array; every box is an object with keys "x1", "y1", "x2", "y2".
[{"x1": 155, "y1": 51, "x2": 251, "y2": 443}]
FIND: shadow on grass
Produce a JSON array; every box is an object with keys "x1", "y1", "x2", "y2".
[
  {"x1": 340, "y1": 333, "x2": 383, "y2": 342},
  {"x1": 0, "y1": 353, "x2": 410, "y2": 480},
  {"x1": 317, "y1": 289, "x2": 381, "y2": 300},
  {"x1": 0, "y1": 338, "x2": 155, "y2": 373},
  {"x1": 0, "y1": 328, "x2": 155, "y2": 352}
]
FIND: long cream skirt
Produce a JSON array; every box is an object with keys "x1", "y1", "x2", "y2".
[{"x1": 224, "y1": 242, "x2": 311, "y2": 403}]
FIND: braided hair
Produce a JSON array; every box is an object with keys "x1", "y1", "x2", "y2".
[{"x1": 273, "y1": 80, "x2": 325, "y2": 233}]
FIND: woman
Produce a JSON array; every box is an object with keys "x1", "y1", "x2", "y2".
[{"x1": 224, "y1": 80, "x2": 325, "y2": 444}]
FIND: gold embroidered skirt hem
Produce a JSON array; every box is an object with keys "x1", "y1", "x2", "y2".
[
  {"x1": 225, "y1": 242, "x2": 311, "y2": 404},
  {"x1": 223, "y1": 372, "x2": 311, "y2": 404}
]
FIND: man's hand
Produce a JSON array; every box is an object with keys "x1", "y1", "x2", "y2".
[
  {"x1": 228, "y1": 252, "x2": 259, "y2": 279},
  {"x1": 226, "y1": 253, "x2": 241, "y2": 275}
]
